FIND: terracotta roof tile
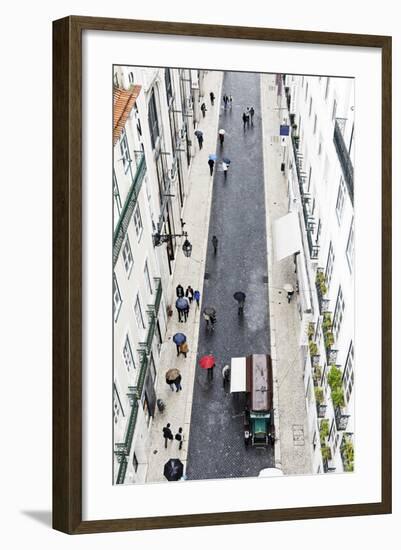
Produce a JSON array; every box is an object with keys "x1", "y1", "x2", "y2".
[{"x1": 113, "y1": 85, "x2": 142, "y2": 145}]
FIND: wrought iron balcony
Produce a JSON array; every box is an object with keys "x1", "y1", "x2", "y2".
[
  {"x1": 307, "y1": 230, "x2": 320, "y2": 260},
  {"x1": 153, "y1": 278, "x2": 162, "y2": 315},
  {"x1": 333, "y1": 119, "x2": 354, "y2": 205},
  {"x1": 316, "y1": 403, "x2": 327, "y2": 418},
  {"x1": 113, "y1": 154, "x2": 146, "y2": 266}
]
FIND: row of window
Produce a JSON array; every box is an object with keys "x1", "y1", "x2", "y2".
[{"x1": 113, "y1": 253, "x2": 153, "y2": 323}]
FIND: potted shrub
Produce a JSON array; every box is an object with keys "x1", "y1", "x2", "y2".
[
  {"x1": 321, "y1": 444, "x2": 332, "y2": 461},
  {"x1": 309, "y1": 341, "x2": 318, "y2": 357},
  {"x1": 314, "y1": 386, "x2": 324, "y2": 405}
]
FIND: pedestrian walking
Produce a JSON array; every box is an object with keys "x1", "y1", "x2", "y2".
[
  {"x1": 222, "y1": 161, "x2": 229, "y2": 180},
  {"x1": 203, "y1": 312, "x2": 210, "y2": 328},
  {"x1": 246, "y1": 107, "x2": 251, "y2": 127},
  {"x1": 249, "y1": 106, "x2": 255, "y2": 124},
  {"x1": 162, "y1": 423, "x2": 174, "y2": 448},
  {"x1": 209, "y1": 311, "x2": 216, "y2": 330},
  {"x1": 222, "y1": 94, "x2": 228, "y2": 109},
  {"x1": 176, "y1": 304, "x2": 183, "y2": 322},
  {"x1": 185, "y1": 285, "x2": 194, "y2": 303},
  {"x1": 179, "y1": 341, "x2": 189, "y2": 358},
  {"x1": 197, "y1": 133, "x2": 204, "y2": 149},
  {"x1": 209, "y1": 91, "x2": 215, "y2": 105},
  {"x1": 208, "y1": 158, "x2": 215, "y2": 176},
  {"x1": 212, "y1": 235, "x2": 218, "y2": 254},
  {"x1": 181, "y1": 297, "x2": 190, "y2": 322},
  {"x1": 166, "y1": 373, "x2": 175, "y2": 390},
  {"x1": 218, "y1": 129, "x2": 225, "y2": 146},
  {"x1": 207, "y1": 362, "x2": 215, "y2": 381},
  {"x1": 176, "y1": 284, "x2": 184, "y2": 298},
  {"x1": 222, "y1": 364, "x2": 231, "y2": 388},
  {"x1": 200, "y1": 102, "x2": 207, "y2": 118},
  {"x1": 194, "y1": 289, "x2": 201, "y2": 307},
  {"x1": 173, "y1": 374, "x2": 182, "y2": 392},
  {"x1": 175, "y1": 343, "x2": 181, "y2": 357},
  {"x1": 175, "y1": 427, "x2": 183, "y2": 450},
  {"x1": 228, "y1": 94, "x2": 233, "y2": 108},
  {"x1": 242, "y1": 111, "x2": 248, "y2": 130}
]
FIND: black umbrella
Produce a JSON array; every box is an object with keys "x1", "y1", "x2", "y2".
[
  {"x1": 222, "y1": 157, "x2": 231, "y2": 164},
  {"x1": 233, "y1": 291, "x2": 246, "y2": 303},
  {"x1": 203, "y1": 307, "x2": 216, "y2": 317},
  {"x1": 194, "y1": 130, "x2": 203, "y2": 137},
  {"x1": 163, "y1": 458, "x2": 184, "y2": 481}
]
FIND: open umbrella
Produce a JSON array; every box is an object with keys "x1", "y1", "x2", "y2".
[
  {"x1": 233, "y1": 291, "x2": 246, "y2": 303},
  {"x1": 222, "y1": 157, "x2": 231, "y2": 164},
  {"x1": 163, "y1": 458, "x2": 184, "y2": 481},
  {"x1": 199, "y1": 354, "x2": 216, "y2": 369},
  {"x1": 173, "y1": 332, "x2": 187, "y2": 345},
  {"x1": 283, "y1": 284, "x2": 294, "y2": 293},
  {"x1": 194, "y1": 130, "x2": 203, "y2": 137},
  {"x1": 203, "y1": 307, "x2": 216, "y2": 317},
  {"x1": 218, "y1": 129, "x2": 226, "y2": 135},
  {"x1": 176, "y1": 297, "x2": 189, "y2": 310},
  {"x1": 166, "y1": 368, "x2": 181, "y2": 382},
  {"x1": 208, "y1": 153, "x2": 217, "y2": 161}
]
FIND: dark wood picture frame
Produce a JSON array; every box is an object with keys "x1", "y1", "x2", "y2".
[{"x1": 53, "y1": 16, "x2": 392, "y2": 534}]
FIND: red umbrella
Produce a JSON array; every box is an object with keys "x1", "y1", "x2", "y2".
[{"x1": 199, "y1": 355, "x2": 216, "y2": 369}]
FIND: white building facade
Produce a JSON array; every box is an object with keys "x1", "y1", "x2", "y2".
[
  {"x1": 112, "y1": 66, "x2": 204, "y2": 484},
  {"x1": 281, "y1": 74, "x2": 355, "y2": 474}
]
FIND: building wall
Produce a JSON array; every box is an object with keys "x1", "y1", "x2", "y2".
[
  {"x1": 284, "y1": 74, "x2": 355, "y2": 474},
  {"x1": 112, "y1": 65, "x2": 204, "y2": 484}
]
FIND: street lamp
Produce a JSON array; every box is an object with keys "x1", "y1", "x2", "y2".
[{"x1": 152, "y1": 230, "x2": 193, "y2": 258}]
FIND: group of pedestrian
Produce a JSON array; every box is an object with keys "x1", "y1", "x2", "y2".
[
  {"x1": 162, "y1": 423, "x2": 184, "y2": 450},
  {"x1": 222, "y1": 93, "x2": 233, "y2": 110},
  {"x1": 242, "y1": 106, "x2": 255, "y2": 130},
  {"x1": 176, "y1": 284, "x2": 200, "y2": 322}
]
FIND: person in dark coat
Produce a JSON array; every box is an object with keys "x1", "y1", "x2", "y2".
[
  {"x1": 242, "y1": 112, "x2": 248, "y2": 130},
  {"x1": 250, "y1": 106, "x2": 255, "y2": 125},
  {"x1": 176, "y1": 284, "x2": 184, "y2": 298},
  {"x1": 200, "y1": 102, "x2": 207, "y2": 118},
  {"x1": 163, "y1": 423, "x2": 174, "y2": 448},
  {"x1": 173, "y1": 374, "x2": 182, "y2": 392},
  {"x1": 207, "y1": 362, "x2": 215, "y2": 381},
  {"x1": 182, "y1": 297, "x2": 190, "y2": 322},
  {"x1": 194, "y1": 290, "x2": 201, "y2": 308},
  {"x1": 212, "y1": 235, "x2": 218, "y2": 254},
  {"x1": 185, "y1": 285, "x2": 194, "y2": 303},
  {"x1": 197, "y1": 133, "x2": 204, "y2": 149},
  {"x1": 208, "y1": 158, "x2": 215, "y2": 176},
  {"x1": 209, "y1": 91, "x2": 215, "y2": 105},
  {"x1": 179, "y1": 342, "x2": 189, "y2": 358},
  {"x1": 175, "y1": 427, "x2": 183, "y2": 450}
]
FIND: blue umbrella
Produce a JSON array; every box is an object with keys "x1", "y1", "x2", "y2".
[
  {"x1": 176, "y1": 297, "x2": 188, "y2": 310},
  {"x1": 173, "y1": 333, "x2": 187, "y2": 345},
  {"x1": 208, "y1": 153, "x2": 217, "y2": 161}
]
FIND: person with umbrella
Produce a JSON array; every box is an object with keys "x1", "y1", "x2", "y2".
[
  {"x1": 203, "y1": 307, "x2": 216, "y2": 330},
  {"x1": 176, "y1": 297, "x2": 187, "y2": 322},
  {"x1": 164, "y1": 458, "x2": 184, "y2": 481},
  {"x1": 233, "y1": 291, "x2": 246, "y2": 315},
  {"x1": 218, "y1": 128, "x2": 225, "y2": 147},
  {"x1": 166, "y1": 367, "x2": 180, "y2": 389},
  {"x1": 195, "y1": 129, "x2": 203, "y2": 149},
  {"x1": 208, "y1": 154, "x2": 216, "y2": 176},
  {"x1": 284, "y1": 283, "x2": 294, "y2": 303},
  {"x1": 173, "y1": 332, "x2": 186, "y2": 356},
  {"x1": 221, "y1": 158, "x2": 230, "y2": 181},
  {"x1": 199, "y1": 354, "x2": 216, "y2": 380},
  {"x1": 179, "y1": 341, "x2": 189, "y2": 358}
]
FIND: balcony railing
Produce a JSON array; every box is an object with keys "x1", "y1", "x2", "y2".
[
  {"x1": 333, "y1": 119, "x2": 354, "y2": 205},
  {"x1": 115, "y1": 280, "x2": 162, "y2": 484},
  {"x1": 113, "y1": 154, "x2": 146, "y2": 266}
]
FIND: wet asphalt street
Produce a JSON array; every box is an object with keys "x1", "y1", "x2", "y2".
[{"x1": 186, "y1": 71, "x2": 274, "y2": 480}]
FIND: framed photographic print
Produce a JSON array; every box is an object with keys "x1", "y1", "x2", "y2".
[{"x1": 53, "y1": 16, "x2": 392, "y2": 534}]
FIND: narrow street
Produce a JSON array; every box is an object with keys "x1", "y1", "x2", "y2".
[{"x1": 186, "y1": 71, "x2": 274, "y2": 480}]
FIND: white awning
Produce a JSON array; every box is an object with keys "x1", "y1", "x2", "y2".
[
  {"x1": 230, "y1": 357, "x2": 246, "y2": 393},
  {"x1": 273, "y1": 212, "x2": 302, "y2": 262}
]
